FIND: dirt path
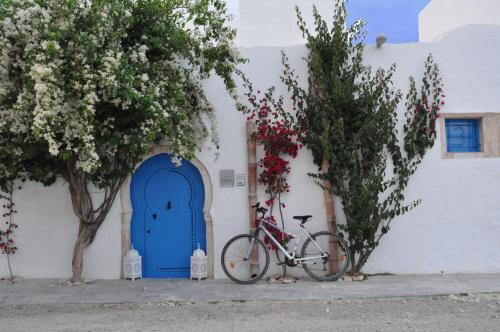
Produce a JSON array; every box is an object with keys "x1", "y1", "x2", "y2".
[{"x1": 1, "y1": 294, "x2": 499, "y2": 332}]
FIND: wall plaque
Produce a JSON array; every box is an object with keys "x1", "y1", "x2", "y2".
[{"x1": 219, "y1": 169, "x2": 235, "y2": 187}]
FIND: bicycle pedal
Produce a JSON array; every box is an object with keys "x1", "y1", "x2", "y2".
[{"x1": 277, "y1": 261, "x2": 286, "y2": 266}]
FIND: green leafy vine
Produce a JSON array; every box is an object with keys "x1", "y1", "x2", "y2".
[{"x1": 281, "y1": 0, "x2": 445, "y2": 274}]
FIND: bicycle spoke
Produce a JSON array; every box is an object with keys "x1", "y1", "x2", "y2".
[
  {"x1": 221, "y1": 235, "x2": 269, "y2": 284},
  {"x1": 301, "y1": 232, "x2": 350, "y2": 281}
]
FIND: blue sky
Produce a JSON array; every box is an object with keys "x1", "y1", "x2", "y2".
[
  {"x1": 227, "y1": 0, "x2": 432, "y2": 44},
  {"x1": 346, "y1": 0, "x2": 431, "y2": 43}
]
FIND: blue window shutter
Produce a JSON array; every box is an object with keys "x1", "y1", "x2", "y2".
[{"x1": 445, "y1": 119, "x2": 481, "y2": 153}]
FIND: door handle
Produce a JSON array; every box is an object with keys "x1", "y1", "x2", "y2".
[
  {"x1": 152, "y1": 213, "x2": 157, "y2": 220},
  {"x1": 147, "y1": 230, "x2": 151, "y2": 234},
  {"x1": 167, "y1": 201, "x2": 171, "y2": 210}
]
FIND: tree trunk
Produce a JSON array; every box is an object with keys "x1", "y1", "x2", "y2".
[
  {"x1": 322, "y1": 159, "x2": 336, "y2": 229},
  {"x1": 6, "y1": 251, "x2": 13, "y2": 281},
  {"x1": 66, "y1": 157, "x2": 123, "y2": 282},
  {"x1": 66, "y1": 157, "x2": 93, "y2": 282},
  {"x1": 349, "y1": 251, "x2": 357, "y2": 275},
  {"x1": 351, "y1": 251, "x2": 371, "y2": 275},
  {"x1": 321, "y1": 158, "x2": 339, "y2": 274},
  {"x1": 351, "y1": 261, "x2": 363, "y2": 276},
  {"x1": 348, "y1": 248, "x2": 372, "y2": 275},
  {"x1": 71, "y1": 221, "x2": 98, "y2": 281}
]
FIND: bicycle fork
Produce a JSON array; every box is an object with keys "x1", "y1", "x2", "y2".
[{"x1": 244, "y1": 229, "x2": 262, "y2": 276}]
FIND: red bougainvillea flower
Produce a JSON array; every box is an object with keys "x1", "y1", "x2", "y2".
[{"x1": 242, "y1": 86, "x2": 306, "y2": 249}]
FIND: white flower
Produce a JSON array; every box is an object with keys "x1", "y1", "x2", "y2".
[
  {"x1": 34, "y1": 83, "x2": 48, "y2": 94},
  {"x1": 137, "y1": 45, "x2": 148, "y2": 62},
  {"x1": 0, "y1": 0, "x2": 228, "y2": 176},
  {"x1": 31, "y1": 64, "x2": 52, "y2": 78},
  {"x1": 171, "y1": 156, "x2": 182, "y2": 167}
]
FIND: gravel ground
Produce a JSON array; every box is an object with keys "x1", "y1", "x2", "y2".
[{"x1": 1, "y1": 293, "x2": 499, "y2": 332}]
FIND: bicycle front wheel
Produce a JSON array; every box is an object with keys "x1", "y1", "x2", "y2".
[
  {"x1": 221, "y1": 234, "x2": 270, "y2": 284},
  {"x1": 301, "y1": 231, "x2": 350, "y2": 282}
]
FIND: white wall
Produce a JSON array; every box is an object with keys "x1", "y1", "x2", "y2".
[
  {"x1": 201, "y1": 45, "x2": 329, "y2": 278},
  {"x1": 237, "y1": 0, "x2": 334, "y2": 47},
  {"x1": 2, "y1": 25, "x2": 500, "y2": 279},
  {"x1": 219, "y1": 24, "x2": 500, "y2": 277},
  {"x1": 0, "y1": 181, "x2": 122, "y2": 279},
  {"x1": 419, "y1": 0, "x2": 500, "y2": 42},
  {"x1": 361, "y1": 25, "x2": 500, "y2": 273}
]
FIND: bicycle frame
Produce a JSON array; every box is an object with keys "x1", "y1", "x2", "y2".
[{"x1": 249, "y1": 218, "x2": 328, "y2": 264}]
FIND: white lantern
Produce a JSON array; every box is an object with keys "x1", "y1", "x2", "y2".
[
  {"x1": 190, "y1": 244, "x2": 208, "y2": 281},
  {"x1": 123, "y1": 248, "x2": 142, "y2": 280}
]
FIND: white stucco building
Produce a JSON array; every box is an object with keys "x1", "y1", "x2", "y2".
[
  {"x1": 419, "y1": 0, "x2": 500, "y2": 42},
  {"x1": 1, "y1": 0, "x2": 500, "y2": 280}
]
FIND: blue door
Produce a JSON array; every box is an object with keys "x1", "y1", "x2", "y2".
[{"x1": 131, "y1": 154, "x2": 206, "y2": 278}]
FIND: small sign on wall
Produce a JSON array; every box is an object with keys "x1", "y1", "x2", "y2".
[
  {"x1": 236, "y1": 173, "x2": 246, "y2": 187},
  {"x1": 219, "y1": 169, "x2": 235, "y2": 187}
]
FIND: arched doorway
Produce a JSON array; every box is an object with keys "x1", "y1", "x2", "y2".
[{"x1": 130, "y1": 153, "x2": 206, "y2": 278}]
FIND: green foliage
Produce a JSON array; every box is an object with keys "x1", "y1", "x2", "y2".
[
  {"x1": 283, "y1": 0, "x2": 444, "y2": 273},
  {"x1": 0, "y1": 0, "x2": 243, "y2": 279},
  {"x1": 0, "y1": 0, "x2": 243, "y2": 184},
  {"x1": 239, "y1": 75, "x2": 304, "y2": 257}
]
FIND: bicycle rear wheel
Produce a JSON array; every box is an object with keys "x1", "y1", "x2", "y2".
[
  {"x1": 301, "y1": 231, "x2": 350, "y2": 281},
  {"x1": 221, "y1": 234, "x2": 270, "y2": 284}
]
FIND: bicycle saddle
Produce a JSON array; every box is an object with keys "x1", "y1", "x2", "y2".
[
  {"x1": 252, "y1": 202, "x2": 268, "y2": 215},
  {"x1": 293, "y1": 215, "x2": 312, "y2": 224}
]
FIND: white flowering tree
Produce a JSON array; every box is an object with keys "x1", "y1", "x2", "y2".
[{"x1": 0, "y1": 0, "x2": 243, "y2": 281}]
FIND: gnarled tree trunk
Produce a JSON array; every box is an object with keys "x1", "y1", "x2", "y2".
[
  {"x1": 321, "y1": 158, "x2": 339, "y2": 274},
  {"x1": 71, "y1": 221, "x2": 99, "y2": 281},
  {"x1": 66, "y1": 157, "x2": 123, "y2": 281}
]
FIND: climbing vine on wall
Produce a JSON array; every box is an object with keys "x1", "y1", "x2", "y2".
[
  {"x1": 281, "y1": 0, "x2": 445, "y2": 274},
  {"x1": 0, "y1": 182, "x2": 18, "y2": 282},
  {"x1": 240, "y1": 75, "x2": 304, "y2": 249}
]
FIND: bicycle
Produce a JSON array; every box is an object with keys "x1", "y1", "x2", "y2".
[{"x1": 221, "y1": 202, "x2": 351, "y2": 284}]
